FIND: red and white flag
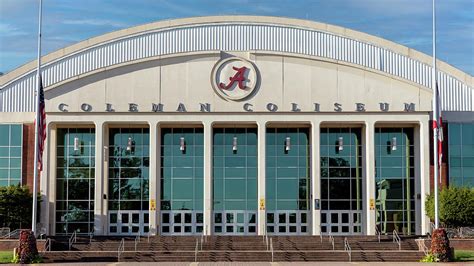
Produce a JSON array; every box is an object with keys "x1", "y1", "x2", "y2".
[{"x1": 433, "y1": 82, "x2": 443, "y2": 181}]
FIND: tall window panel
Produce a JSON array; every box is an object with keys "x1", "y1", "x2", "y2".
[
  {"x1": 0, "y1": 124, "x2": 22, "y2": 186},
  {"x1": 375, "y1": 128, "x2": 415, "y2": 235},
  {"x1": 266, "y1": 128, "x2": 310, "y2": 234},
  {"x1": 320, "y1": 128, "x2": 363, "y2": 235},
  {"x1": 108, "y1": 128, "x2": 149, "y2": 235},
  {"x1": 55, "y1": 128, "x2": 95, "y2": 235},
  {"x1": 160, "y1": 128, "x2": 204, "y2": 234},
  {"x1": 448, "y1": 123, "x2": 474, "y2": 187},
  {"x1": 213, "y1": 127, "x2": 258, "y2": 234}
]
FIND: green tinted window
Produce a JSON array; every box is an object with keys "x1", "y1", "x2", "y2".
[
  {"x1": 266, "y1": 128, "x2": 309, "y2": 211},
  {"x1": 161, "y1": 128, "x2": 203, "y2": 211},
  {"x1": 213, "y1": 128, "x2": 257, "y2": 211},
  {"x1": 448, "y1": 123, "x2": 474, "y2": 187},
  {"x1": 0, "y1": 124, "x2": 23, "y2": 186},
  {"x1": 55, "y1": 128, "x2": 95, "y2": 235}
]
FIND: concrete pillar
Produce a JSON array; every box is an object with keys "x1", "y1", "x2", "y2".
[
  {"x1": 94, "y1": 121, "x2": 106, "y2": 235},
  {"x1": 257, "y1": 122, "x2": 266, "y2": 235},
  {"x1": 41, "y1": 123, "x2": 55, "y2": 235},
  {"x1": 203, "y1": 122, "x2": 213, "y2": 235},
  {"x1": 148, "y1": 123, "x2": 159, "y2": 235},
  {"x1": 311, "y1": 122, "x2": 321, "y2": 235},
  {"x1": 364, "y1": 121, "x2": 376, "y2": 235},
  {"x1": 419, "y1": 120, "x2": 430, "y2": 234}
]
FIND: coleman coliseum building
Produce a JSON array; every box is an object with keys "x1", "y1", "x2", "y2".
[{"x1": 0, "y1": 16, "x2": 472, "y2": 237}]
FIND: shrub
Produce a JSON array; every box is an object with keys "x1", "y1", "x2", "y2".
[
  {"x1": 0, "y1": 185, "x2": 40, "y2": 230},
  {"x1": 430, "y1": 228, "x2": 452, "y2": 262},
  {"x1": 425, "y1": 187, "x2": 474, "y2": 227}
]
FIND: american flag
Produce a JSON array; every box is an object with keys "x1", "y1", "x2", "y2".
[{"x1": 37, "y1": 75, "x2": 46, "y2": 172}]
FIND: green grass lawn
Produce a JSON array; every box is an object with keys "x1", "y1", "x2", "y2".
[
  {"x1": 455, "y1": 249, "x2": 474, "y2": 262},
  {"x1": 0, "y1": 250, "x2": 13, "y2": 264}
]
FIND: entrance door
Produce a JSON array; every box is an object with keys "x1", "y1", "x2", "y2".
[
  {"x1": 109, "y1": 211, "x2": 149, "y2": 235},
  {"x1": 160, "y1": 211, "x2": 203, "y2": 235},
  {"x1": 266, "y1": 211, "x2": 309, "y2": 235},
  {"x1": 213, "y1": 211, "x2": 257, "y2": 235},
  {"x1": 320, "y1": 128, "x2": 363, "y2": 235},
  {"x1": 321, "y1": 211, "x2": 362, "y2": 235}
]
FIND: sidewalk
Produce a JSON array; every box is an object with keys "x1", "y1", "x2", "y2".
[{"x1": 25, "y1": 262, "x2": 474, "y2": 266}]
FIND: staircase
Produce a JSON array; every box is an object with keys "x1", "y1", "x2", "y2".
[{"x1": 42, "y1": 235, "x2": 425, "y2": 263}]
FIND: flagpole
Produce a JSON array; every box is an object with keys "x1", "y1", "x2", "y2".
[
  {"x1": 432, "y1": 0, "x2": 440, "y2": 229},
  {"x1": 32, "y1": 0, "x2": 43, "y2": 235}
]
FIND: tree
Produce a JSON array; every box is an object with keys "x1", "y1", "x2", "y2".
[
  {"x1": 0, "y1": 185, "x2": 39, "y2": 229},
  {"x1": 426, "y1": 186, "x2": 474, "y2": 228}
]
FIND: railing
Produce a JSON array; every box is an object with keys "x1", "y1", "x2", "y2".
[
  {"x1": 319, "y1": 225, "x2": 322, "y2": 243},
  {"x1": 89, "y1": 229, "x2": 94, "y2": 244},
  {"x1": 148, "y1": 228, "x2": 155, "y2": 243},
  {"x1": 0, "y1": 227, "x2": 10, "y2": 238},
  {"x1": 329, "y1": 234, "x2": 335, "y2": 250},
  {"x1": 392, "y1": 230, "x2": 401, "y2": 251},
  {"x1": 117, "y1": 238, "x2": 125, "y2": 262},
  {"x1": 1, "y1": 229, "x2": 21, "y2": 239},
  {"x1": 42, "y1": 238, "x2": 51, "y2": 255},
  {"x1": 269, "y1": 237, "x2": 274, "y2": 262},
  {"x1": 68, "y1": 231, "x2": 77, "y2": 251},
  {"x1": 375, "y1": 226, "x2": 381, "y2": 243},
  {"x1": 134, "y1": 233, "x2": 140, "y2": 251},
  {"x1": 415, "y1": 238, "x2": 429, "y2": 255},
  {"x1": 344, "y1": 237, "x2": 352, "y2": 262},
  {"x1": 194, "y1": 238, "x2": 199, "y2": 262}
]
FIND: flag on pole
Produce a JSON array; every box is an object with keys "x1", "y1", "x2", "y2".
[
  {"x1": 37, "y1": 75, "x2": 46, "y2": 172},
  {"x1": 433, "y1": 81, "x2": 443, "y2": 182}
]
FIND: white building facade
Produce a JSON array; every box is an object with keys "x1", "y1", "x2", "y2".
[{"x1": 0, "y1": 16, "x2": 472, "y2": 237}]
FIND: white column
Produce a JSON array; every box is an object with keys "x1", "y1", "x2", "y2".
[
  {"x1": 148, "y1": 123, "x2": 159, "y2": 235},
  {"x1": 41, "y1": 123, "x2": 55, "y2": 235},
  {"x1": 203, "y1": 122, "x2": 213, "y2": 235},
  {"x1": 257, "y1": 122, "x2": 266, "y2": 235},
  {"x1": 94, "y1": 121, "x2": 106, "y2": 235},
  {"x1": 311, "y1": 122, "x2": 321, "y2": 235},
  {"x1": 419, "y1": 120, "x2": 430, "y2": 234},
  {"x1": 364, "y1": 121, "x2": 376, "y2": 235}
]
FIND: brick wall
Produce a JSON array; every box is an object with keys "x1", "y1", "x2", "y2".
[{"x1": 22, "y1": 124, "x2": 36, "y2": 192}]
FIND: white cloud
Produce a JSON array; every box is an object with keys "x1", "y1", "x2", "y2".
[
  {"x1": 62, "y1": 19, "x2": 129, "y2": 28},
  {"x1": 0, "y1": 23, "x2": 29, "y2": 37}
]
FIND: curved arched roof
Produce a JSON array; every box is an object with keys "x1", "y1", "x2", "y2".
[{"x1": 0, "y1": 16, "x2": 472, "y2": 112}]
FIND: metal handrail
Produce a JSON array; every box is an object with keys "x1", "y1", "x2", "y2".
[
  {"x1": 89, "y1": 229, "x2": 94, "y2": 244},
  {"x1": 415, "y1": 238, "x2": 429, "y2": 255},
  {"x1": 148, "y1": 228, "x2": 155, "y2": 243},
  {"x1": 68, "y1": 231, "x2": 77, "y2": 250},
  {"x1": 1, "y1": 229, "x2": 21, "y2": 239},
  {"x1": 265, "y1": 232, "x2": 269, "y2": 250},
  {"x1": 134, "y1": 233, "x2": 140, "y2": 251},
  {"x1": 42, "y1": 238, "x2": 51, "y2": 254},
  {"x1": 329, "y1": 234, "x2": 335, "y2": 250},
  {"x1": 200, "y1": 234, "x2": 204, "y2": 250},
  {"x1": 194, "y1": 238, "x2": 199, "y2": 262},
  {"x1": 269, "y1": 237, "x2": 274, "y2": 262},
  {"x1": 0, "y1": 227, "x2": 10, "y2": 238},
  {"x1": 117, "y1": 238, "x2": 125, "y2": 262},
  {"x1": 344, "y1": 237, "x2": 352, "y2": 262},
  {"x1": 375, "y1": 226, "x2": 381, "y2": 243},
  {"x1": 392, "y1": 230, "x2": 401, "y2": 250}
]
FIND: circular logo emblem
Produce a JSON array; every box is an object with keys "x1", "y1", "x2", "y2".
[{"x1": 211, "y1": 57, "x2": 259, "y2": 101}]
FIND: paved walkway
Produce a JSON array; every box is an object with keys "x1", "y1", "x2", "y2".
[{"x1": 22, "y1": 262, "x2": 474, "y2": 266}]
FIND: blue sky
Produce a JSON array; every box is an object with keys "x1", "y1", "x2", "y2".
[{"x1": 0, "y1": 0, "x2": 473, "y2": 75}]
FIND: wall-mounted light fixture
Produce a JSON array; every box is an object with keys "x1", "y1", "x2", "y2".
[
  {"x1": 285, "y1": 137, "x2": 291, "y2": 151},
  {"x1": 126, "y1": 137, "x2": 133, "y2": 151},
  {"x1": 180, "y1": 137, "x2": 185, "y2": 152},
  {"x1": 338, "y1": 136, "x2": 344, "y2": 151},
  {"x1": 391, "y1": 137, "x2": 397, "y2": 151},
  {"x1": 232, "y1": 136, "x2": 238, "y2": 151},
  {"x1": 73, "y1": 137, "x2": 80, "y2": 151}
]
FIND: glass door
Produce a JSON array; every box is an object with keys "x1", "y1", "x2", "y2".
[{"x1": 320, "y1": 128, "x2": 363, "y2": 235}]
